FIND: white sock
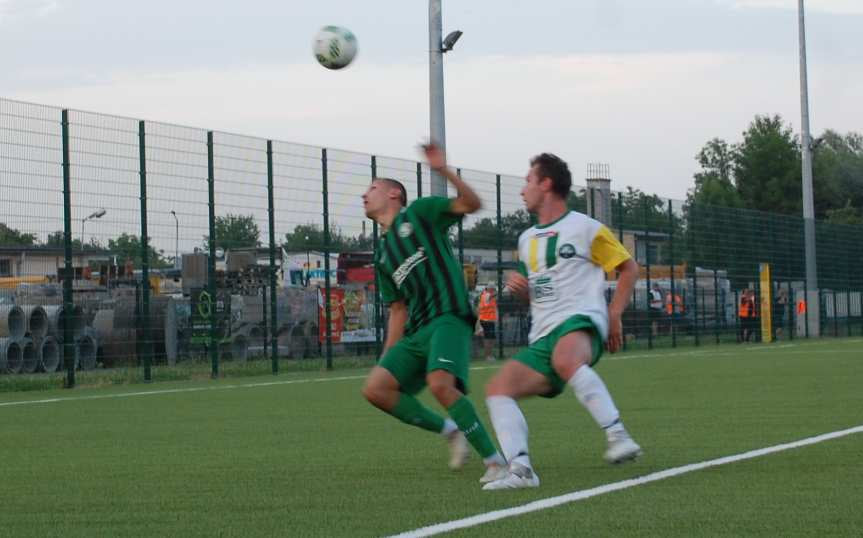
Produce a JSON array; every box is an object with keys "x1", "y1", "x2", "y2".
[
  {"x1": 440, "y1": 418, "x2": 458, "y2": 437},
  {"x1": 568, "y1": 366, "x2": 623, "y2": 433},
  {"x1": 486, "y1": 395, "x2": 531, "y2": 469}
]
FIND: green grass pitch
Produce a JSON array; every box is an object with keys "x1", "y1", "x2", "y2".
[{"x1": 1, "y1": 338, "x2": 861, "y2": 537}]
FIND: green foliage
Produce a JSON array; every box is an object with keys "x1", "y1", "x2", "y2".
[
  {"x1": 0, "y1": 223, "x2": 37, "y2": 246},
  {"x1": 108, "y1": 233, "x2": 170, "y2": 269},
  {"x1": 733, "y1": 114, "x2": 802, "y2": 215},
  {"x1": 282, "y1": 223, "x2": 373, "y2": 252},
  {"x1": 204, "y1": 213, "x2": 261, "y2": 251}
]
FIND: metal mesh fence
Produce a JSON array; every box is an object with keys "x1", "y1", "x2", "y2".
[{"x1": 1, "y1": 97, "x2": 861, "y2": 387}]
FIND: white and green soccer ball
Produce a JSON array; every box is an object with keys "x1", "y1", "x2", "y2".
[{"x1": 313, "y1": 26, "x2": 358, "y2": 70}]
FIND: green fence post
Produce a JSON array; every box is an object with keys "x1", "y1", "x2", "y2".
[
  {"x1": 322, "y1": 148, "x2": 333, "y2": 370},
  {"x1": 714, "y1": 268, "x2": 720, "y2": 345},
  {"x1": 833, "y1": 288, "x2": 838, "y2": 337},
  {"x1": 668, "y1": 200, "x2": 677, "y2": 348},
  {"x1": 804, "y1": 278, "x2": 809, "y2": 339},
  {"x1": 207, "y1": 131, "x2": 218, "y2": 378},
  {"x1": 372, "y1": 156, "x2": 382, "y2": 357},
  {"x1": 644, "y1": 199, "x2": 653, "y2": 350},
  {"x1": 61, "y1": 110, "x2": 75, "y2": 389},
  {"x1": 787, "y1": 281, "x2": 794, "y2": 341},
  {"x1": 416, "y1": 161, "x2": 423, "y2": 199},
  {"x1": 266, "y1": 140, "x2": 278, "y2": 374},
  {"x1": 693, "y1": 273, "x2": 700, "y2": 346},
  {"x1": 138, "y1": 121, "x2": 152, "y2": 382},
  {"x1": 617, "y1": 192, "x2": 627, "y2": 351},
  {"x1": 495, "y1": 174, "x2": 503, "y2": 360}
]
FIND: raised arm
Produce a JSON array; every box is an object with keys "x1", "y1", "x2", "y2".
[{"x1": 422, "y1": 143, "x2": 481, "y2": 215}]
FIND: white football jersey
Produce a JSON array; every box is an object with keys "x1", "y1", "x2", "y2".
[{"x1": 517, "y1": 211, "x2": 631, "y2": 343}]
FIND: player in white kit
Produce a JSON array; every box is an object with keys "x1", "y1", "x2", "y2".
[{"x1": 483, "y1": 153, "x2": 642, "y2": 490}]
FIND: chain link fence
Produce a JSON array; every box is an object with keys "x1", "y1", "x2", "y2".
[{"x1": 1, "y1": 97, "x2": 861, "y2": 387}]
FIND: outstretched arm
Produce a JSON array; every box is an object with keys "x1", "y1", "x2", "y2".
[{"x1": 422, "y1": 143, "x2": 481, "y2": 215}]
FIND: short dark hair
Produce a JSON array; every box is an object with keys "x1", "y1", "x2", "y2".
[
  {"x1": 374, "y1": 177, "x2": 407, "y2": 206},
  {"x1": 530, "y1": 153, "x2": 571, "y2": 198}
]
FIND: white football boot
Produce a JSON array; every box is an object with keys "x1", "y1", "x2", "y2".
[{"x1": 482, "y1": 462, "x2": 540, "y2": 490}]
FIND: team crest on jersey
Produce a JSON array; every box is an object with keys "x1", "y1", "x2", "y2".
[
  {"x1": 558, "y1": 243, "x2": 576, "y2": 259},
  {"x1": 398, "y1": 222, "x2": 413, "y2": 238}
]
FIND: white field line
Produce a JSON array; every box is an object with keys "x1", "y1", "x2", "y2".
[
  {"x1": 1, "y1": 338, "x2": 858, "y2": 408},
  {"x1": 0, "y1": 366, "x2": 499, "y2": 409},
  {"x1": 387, "y1": 425, "x2": 863, "y2": 538}
]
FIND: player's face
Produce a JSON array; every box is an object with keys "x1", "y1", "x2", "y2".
[
  {"x1": 362, "y1": 180, "x2": 391, "y2": 219},
  {"x1": 521, "y1": 165, "x2": 547, "y2": 213}
]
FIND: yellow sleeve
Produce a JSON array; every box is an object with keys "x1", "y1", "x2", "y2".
[{"x1": 590, "y1": 225, "x2": 631, "y2": 272}]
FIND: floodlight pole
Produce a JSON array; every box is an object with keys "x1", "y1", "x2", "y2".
[
  {"x1": 798, "y1": 0, "x2": 817, "y2": 294},
  {"x1": 429, "y1": 0, "x2": 447, "y2": 196}
]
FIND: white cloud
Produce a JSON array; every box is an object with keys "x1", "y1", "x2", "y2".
[
  {"x1": 0, "y1": 0, "x2": 57, "y2": 20},
  {"x1": 721, "y1": 0, "x2": 863, "y2": 15}
]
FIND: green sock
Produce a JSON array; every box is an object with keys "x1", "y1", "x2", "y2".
[
  {"x1": 390, "y1": 394, "x2": 446, "y2": 434},
  {"x1": 447, "y1": 397, "x2": 498, "y2": 459}
]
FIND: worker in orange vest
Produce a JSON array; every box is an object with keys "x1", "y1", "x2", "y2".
[
  {"x1": 738, "y1": 289, "x2": 757, "y2": 342},
  {"x1": 478, "y1": 283, "x2": 498, "y2": 361},
  {"x1": 665, "y1": 291, "x2": 684, "y2": 316}
]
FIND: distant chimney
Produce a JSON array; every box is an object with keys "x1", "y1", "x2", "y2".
[{"x1": 586, "y1": 163, "x2": 612, "y2": 226}]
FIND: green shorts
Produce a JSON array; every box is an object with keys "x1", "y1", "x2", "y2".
[
  {"x1": 378, "y1": 314, "x2": 472, "y2": 396},
  {"x1": 514, "y1": 315, "x2": 604, "y2": 398}
]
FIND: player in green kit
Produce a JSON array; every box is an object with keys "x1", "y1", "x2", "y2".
[{"x1": 361, "y1": 143, "x2": 507, "y2": 483}]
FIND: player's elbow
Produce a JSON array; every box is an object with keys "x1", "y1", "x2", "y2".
[{"x1": 618, "y1": 258, "x2": 639, "y2": 278}]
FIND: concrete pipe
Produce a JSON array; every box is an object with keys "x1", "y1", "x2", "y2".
[
  {"x1": 19, "y1": 338, "x2": 38, "y2": 374},
  {"x1": 0, "y1": 338, "x2": 23, "y2": 374},
  {"x1": 76, "y1": 335, "x2": 98, "y2": 371},
  {"x1": 0, "y1": 306, "x2": 25, "y2": 340},
  {"x1": 57, "y1": 342, "x2": 80, "y2": 371},
  {"x1": 44, "y1": 305, "x2": 85, "y2": 342},
  {"x1": 22, "y1": 305, "x2": 49, "y2": 340},
  {"x1": 219, "y1": 334, "x2": 248, "y2": 363},
  {"x1": 38, "y1": 337, "x2": 60, "y2": 373}
]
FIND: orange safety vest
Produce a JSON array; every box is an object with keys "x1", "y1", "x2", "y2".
[
  {"x1": 739, "y1": 297, "x2": 756, "y2": 318},
  {"x1": 665, "y1": 292, "x2": 684, "y2": 315},
  {"x1": 796, "y1": 299, "x2": 807, "y2": 315},
  {"x1": 478, "y1": 291, "x2": 498, "y2": 322}
]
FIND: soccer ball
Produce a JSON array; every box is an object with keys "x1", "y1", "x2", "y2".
[{"x1": 313, "y1": 26, "x2": 358, "y2": 70}]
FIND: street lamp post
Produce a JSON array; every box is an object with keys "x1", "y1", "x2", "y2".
[
  {"x1": 170, "y1": 210, "x2": 179, "y2": 268},
  {"x1": 81, "y1": 208, "x2": 106, "y2": 251},
  {"x1": 798, "y1": 0, "x2": 819, "y2": 336},
  {"x1": 428, "y1": 0, "x2": 462, "y2": 197}
]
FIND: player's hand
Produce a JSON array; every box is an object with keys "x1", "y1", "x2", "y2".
[
  {"x1": 505, "y1": 272, "x2": 529, "y2": 302},
  {"x1": 606, "y1": 311, "x2": 623, "y2": 353},
  {"x1": 421, "y1": 142, "x2": 447, "y2": 171}
]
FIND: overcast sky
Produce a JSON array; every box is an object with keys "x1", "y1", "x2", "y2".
[{"x1": 2, "y1": 0, "x2": 861, "y2": 204}]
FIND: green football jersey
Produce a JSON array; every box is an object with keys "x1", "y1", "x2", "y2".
[{"x1": 375, "y1": 196, "x2": 474, "y2": 334}]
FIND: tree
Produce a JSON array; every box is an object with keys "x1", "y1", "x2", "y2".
[
  {"x1": 733, "y1": 115, "x2": 802, "y2": 215},
  {"x1": 813, "y1": 130, "x2": 863, "y2": 219},
  {"x1": 108, "y1": 233, "x2": 170, "y2": 269},
  {"x1": 825, "y1": 201, "x2": 863, "y2": 226},
  {"x1": 461, "y1": 210, "x2": 533, "y2": 249},
  {"x1": 282, "y1": 223, "x2": 373, "y2": 252},
  {"x1": 0, "y1": 223, "x2": 37, "y2": 246},
  {"x1": 204, "y1": 214, "x2": 261, "y2": 251},
  {"x1": 43, "y1": 231, "x2": 103, "y2": 251},
  {"x1": 686, "y1": 138, "x2": 744, "y2": 209}
]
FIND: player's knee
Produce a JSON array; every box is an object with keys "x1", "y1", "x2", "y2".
[
  {"x1": 362, "y1": 380, "x2": 386, "y2": 408},
  {"x1": 428, "y1": 380, "x2": 459, "y2": 406},
  {"x1": 485, "y1": 375, "x2": 506, "y2": 397}
]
